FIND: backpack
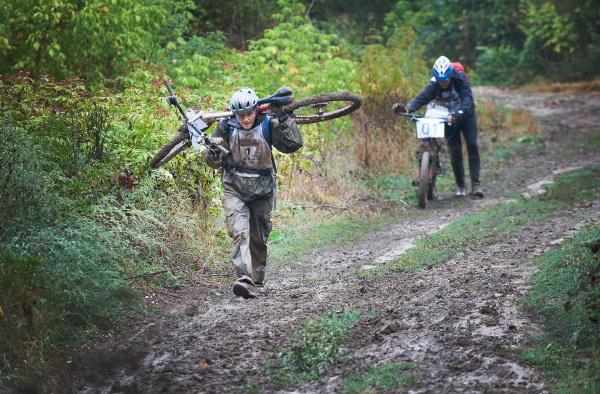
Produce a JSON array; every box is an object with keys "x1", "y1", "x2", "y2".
[{"x1": 451, "y1": 62, "x2": 470, "y2": 82}]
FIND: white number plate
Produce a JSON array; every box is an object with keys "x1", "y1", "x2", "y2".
[{"x1": 416, "y1": 118, "x2": 445, "y2": 139}]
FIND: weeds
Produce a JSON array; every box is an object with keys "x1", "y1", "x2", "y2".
[{"x1": 266, "y1": 307, "x2": 363, "y2": 384}]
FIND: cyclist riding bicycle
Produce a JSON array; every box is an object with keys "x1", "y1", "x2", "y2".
[
  {"x1": 202, "y1": 88, "x2": 303, "y2": 298},
  {"x1": 393, "y1": 56, "x2": 484, "y2": 198}
]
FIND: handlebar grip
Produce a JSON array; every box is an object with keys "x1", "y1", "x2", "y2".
[
  {"x1": 215, "y1": 145, "x2": 230, "y2": 155},
  {"x1": 164, "y1": 79, "x2": 175, "y2": 96}
]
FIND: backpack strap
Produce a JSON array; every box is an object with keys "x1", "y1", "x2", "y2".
[
  {"x1": 262, "y1": 116, "x2": 272, "y2": 148},
  {"x1": 263, "y1": 116, "x2": 277, "y2": 173}
]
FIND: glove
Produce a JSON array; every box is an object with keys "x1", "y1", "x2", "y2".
[
  {"x1": 210, "y1": 137, "x2": 223, "y2": 147},
  {"x1": 451, "y1": 110, "x2": 464, "y2": 124},
  {"x1": 270, "y1": 102, "x2": 288, "y2": 120},
  {"x1": 392, "y1": 103, "x2": 407, "y2": 114}
]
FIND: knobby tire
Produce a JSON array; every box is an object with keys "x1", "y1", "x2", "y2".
[
  {"x1": 427, "y1": 174, "x2": 436, "y2": 201},
  {"x1": 149, "y1": 131, "x2": 190, "y2": 169},
  {"x1": 285, "y1": 91, "x2": 362, "y2": 124},
  {"x1": 418, "y1": 151, "x2": 430, "y2": 209}
]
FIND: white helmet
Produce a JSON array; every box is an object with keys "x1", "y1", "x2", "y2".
[
  {"x1": 433, "y1": 56, "x2": 452, "y2": 82},
  {"x1": 230, "y1": 88, "x2": 258, "y2": 115}
]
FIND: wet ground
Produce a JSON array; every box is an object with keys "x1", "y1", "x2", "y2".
[{"x1": 63, "y1": 88, "x2": 600, "y2": 393}]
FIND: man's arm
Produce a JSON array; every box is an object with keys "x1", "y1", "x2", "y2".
[
  {"x1": 455, "y1": 73, "x2": 475, "y2": 116},
  {"x1": 201, "y1": 120, "x2": 230, "y2": 169},
  {"x1": 406, "y1": 81, "x2": 438, "y2": 112}
]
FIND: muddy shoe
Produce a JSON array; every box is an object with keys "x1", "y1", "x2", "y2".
[
  {"x1": 456, "y1": 187, "x2": 466, "y2": 196},
  {"x1": 472, "y1": 185, "x2": 484, "y2": 198},
  {"x1": 232, "y1": 275, "x2": 256, "y2": 299}
]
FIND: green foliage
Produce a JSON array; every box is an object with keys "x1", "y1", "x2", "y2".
[
  {"x1": 343, "y1": 363, "x2": 420, "y2": 393},
  {"x1": 381, "y1": 0, "x2": 600, "y2": 85},
  {"x1": 0, "y1": 0, "x2": 195, "y2": 89},
  {"x1": 267, "y1": 307, "x2": 362, "y2": 383},
  {"x1": 0, "y1": 71, "x2": 224, "y2": 390}
]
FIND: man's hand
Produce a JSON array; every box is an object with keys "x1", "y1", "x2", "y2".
[
  {"x1": 210, "y1": 137, "x2": 223, "y2": 147},
  {"x1": 449, "y1": 110, "x2": 464, "y2": 124},
  {"x1": 392, "y1": 103, "x2": 407, "y2": 114},
  {"x1": 270, "y1": 103, "x2": 285, "y2": 117}
]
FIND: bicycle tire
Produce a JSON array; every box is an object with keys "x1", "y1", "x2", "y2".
[
  {"x1": 418, "y1": 151, "x2": 429, "y2": 209},
  {"x1": 427, "y1": 174, "x2": 436, "y2": 201},
  {"x1": 150, "y1": 131, "x2": 190, "y2": 168},
  {"x1": 285, "y1": 91, "x2": 362, "y2": 124}
]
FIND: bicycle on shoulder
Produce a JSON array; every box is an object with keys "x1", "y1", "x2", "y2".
[{"x1": 150, "y1": 79, "x2": 362, "y2": 169}]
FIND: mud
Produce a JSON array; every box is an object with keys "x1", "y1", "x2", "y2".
[{"x1": 62, "y1": 88, "x2": 600, "y2": 393}]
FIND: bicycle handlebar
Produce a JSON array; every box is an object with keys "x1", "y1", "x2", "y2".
[{"x1": 396, "y1": 112, "x2": 454, "y2": 128}]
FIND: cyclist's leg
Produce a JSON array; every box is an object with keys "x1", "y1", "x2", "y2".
[
  {"x1": 445, "y1": 125, "x2": 466, "y2": 189},
  {"x1": 222, "y1": 184, "x2": 252, "y2": 279},
  {"x1": 461, "y1": 113, "x2": 481, "y2": 186},
  {"x1": 248, "y1": 194, "x2": 274, "y2": 285}
]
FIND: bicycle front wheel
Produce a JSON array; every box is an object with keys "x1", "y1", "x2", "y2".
[
  {"x1": 285, "y1": 91, "x2": 362, "y2": 124},
  {"x1": 418, "y1": 151, "x2": 430, "y2": 209},
  {"x1": 150, "y1": 131, "x2": 191, "y2": 168}
]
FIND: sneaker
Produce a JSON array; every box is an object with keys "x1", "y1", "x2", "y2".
[
  {"x1": 456, "y1": 187, "x2": 466, "y2": 196},
  {"x1": 472, "y1": 185, "x2": 484, "y2": 198},
  {"x1": 232, "y1": 275, "x2": 256, "y2": 299}
]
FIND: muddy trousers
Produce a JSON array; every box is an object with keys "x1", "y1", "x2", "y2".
[
  {"x1": 445, "y1": 113, "x2": 480, "y2": 188},
  {"x1": 222, "y1": 184, "x2": 273, "y2": 284}
]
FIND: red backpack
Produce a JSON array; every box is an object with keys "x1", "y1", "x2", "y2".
[{"x1": 451, "y1": 62, "x2": 469, "y2": 82}]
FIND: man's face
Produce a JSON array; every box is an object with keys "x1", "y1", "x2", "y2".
[
  {"x1": 236, "y1": 109, "x2": 257, "y2": 130},
  {"x1": 438, "y1": 79, "x2": 451, "y2": 89}
]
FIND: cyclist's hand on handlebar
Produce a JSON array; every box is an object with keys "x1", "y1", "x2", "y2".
[
  {"x1": 448, "y1": 110, "x2": 463, "y2": 124},
  {"x1": 270, "y1": 103, "x2": 285, "y2": 117},
  {"x1": 392, "y1": 103, "x2": 407, "y2": 114},
  {"x1": 210, "y1": 137, "x2": 224, "y2": 146}
]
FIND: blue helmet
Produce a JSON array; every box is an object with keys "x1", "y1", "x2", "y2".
[{"x1": 433, "y1": 56, "x2": 452, "y2": 82}]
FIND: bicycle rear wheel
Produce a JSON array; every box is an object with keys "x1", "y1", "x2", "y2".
[
  {"x1": 418, "y1": 151, "x2": 430, "y2": 209},
  {"x1": 150, "y1": 131, "x2": 191, "y2": 168},
  {"x1": 285, "y1": 91, "x2": 362, "y2": 124}
]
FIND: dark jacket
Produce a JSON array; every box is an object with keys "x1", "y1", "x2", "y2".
[{"x1": 406, "y1": 69, "x2": 475, "y2": 118}]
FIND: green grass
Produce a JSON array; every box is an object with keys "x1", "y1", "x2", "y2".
[
  {"x1": 584, "y1": 129, "x2": 600, "y2": 150},
  {"x1": 520, "y1": 220, "x2": 600, "y2": 393},
  {"x1": 343, "y1": 363, "x2": 420, "y2": 393},
  {"x1": 266, "y1": 307, "x2": 368, "y2": 385}
]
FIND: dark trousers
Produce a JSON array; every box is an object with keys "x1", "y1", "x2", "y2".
[{"x1": 445, "y1": 113, "x2": 480, "y2": 188}]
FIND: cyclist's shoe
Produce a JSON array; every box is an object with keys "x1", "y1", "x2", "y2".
[
  {"x1": 456, "y1": 187, "x2": 466, "y2": 196},
  {"x1": 472, "y1": 185, "x2": 484, "y2": 198},
  {"x1": 232, "y1": 275, "x2": 256, "y2": 299},
  {"x1": 412, "y1": 178, "x2": 420, "y2": 186}
]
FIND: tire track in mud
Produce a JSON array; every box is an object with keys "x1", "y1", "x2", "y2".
[{"x1": 65, "y1": 88, "x2": 600, "y2": 393}]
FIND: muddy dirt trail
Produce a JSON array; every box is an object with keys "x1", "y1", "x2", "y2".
[{"x1": 64, "y1": 88, "x2": 600, "y2": 393}]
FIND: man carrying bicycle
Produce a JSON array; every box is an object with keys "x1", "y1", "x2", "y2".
[
  {"x1": 202, "y1": 88, "x2": 303, "y2": 299},
  {"x1": 393, "y1": 56, "x2": 483, "y2": 198}
]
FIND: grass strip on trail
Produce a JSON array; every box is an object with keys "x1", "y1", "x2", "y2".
[{"x1": 343, "y1": 363, "x2": 420, "y2": 393}]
